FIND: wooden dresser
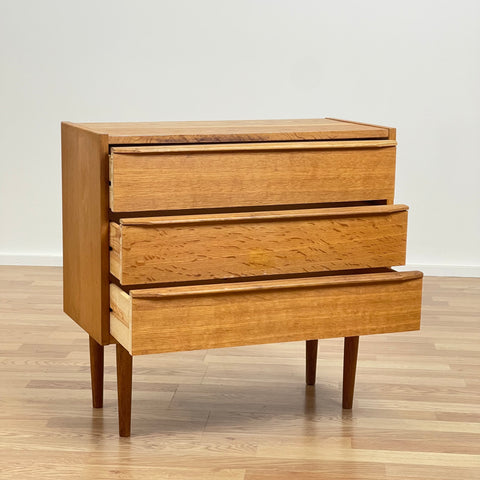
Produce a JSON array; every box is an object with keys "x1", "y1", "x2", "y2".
[{"x1": 61, "y1": 118, "x2": 423, "y2": 436}]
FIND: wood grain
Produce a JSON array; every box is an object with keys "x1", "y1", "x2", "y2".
[
  {"x1": 110, "y1": 205, "x2": 408, "y2": 285},
  {"x1": 1, "y1": 266, "x2": 478, "y2": 479},
  {"x1": 110, "y1": 312, "x2": 131, "y2": 354},
  {"x1": 129, "y1": 270, "x2": 422, "y2": 298},
  {"x1": 109, "y1": 142, "x2": 396, "y2": 212},
  {"x1": 305, "y1": 340, "x2": 318, "y2": 386},
  {"x1": 118, "y1": 203, "x2": 407, "y2": 226},
  {"x1": 110, "y1": 271, "x2": 423, "y2": 356},
  {"x1": 61, "y1": 122, "x2": 110, "y2": 345},
  {"x1": 343, "y1": 336, "x2": 360, "y2": 409},
  {"x1": 88, "y1": 336, "x2": 104, "y2": 408},
  {"x1": 73, "y1": 118, "x2": 391, "y2": 144},
  {"x1": 109, "y1": 222, "x2": 121, "y2": 281},
  {"x1": 110, "y1": 139, "x2": 396, "y2": 155},
  {"x1": 326, "y1": 117, "x2": 397, "y2": 141},
  {"x1": 112, "y1": 208, "x2": 408, "y2": 284},
  {"x1": 116, "y1": 343, "x2": 132, "y2": 437},
  {"x1": 109, "y1": 284, "x2": 133, "y2": 361}
]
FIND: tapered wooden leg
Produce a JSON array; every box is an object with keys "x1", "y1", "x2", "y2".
[
  {"x1": 306, "y1": 339, "x2": 318, "y2": 385},
  {"x1": 342, "y1": 336, "x2": 359, "y2": 409},
  {"x1": 89, "y1": 336, "x2": 104, "y2": 408},
  {"x1": 116, "y1": 343, "x2": 133, "y2": 437}
]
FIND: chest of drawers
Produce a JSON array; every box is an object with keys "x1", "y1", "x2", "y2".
[{"x1": 62, "y1": 118, "x2": 423, "y2": 436}]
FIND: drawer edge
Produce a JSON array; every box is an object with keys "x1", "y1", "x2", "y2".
[
  {"x1": 110, "y1": 284, "x2": 133, "y2": 354},
  {"x1": 118, "y1": 204, "x2": 409, "y2": 227},
  {"x1": 110, "y1": 139, "x2": 397, "y2": 155},
  {"x1": 130, "y1": 270, "x2": 423, "y2": 299},
  {"x1": 110, "y1": 223, "x2": 122, "y2": 281}
]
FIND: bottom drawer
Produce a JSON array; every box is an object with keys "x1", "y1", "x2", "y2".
[{"x1": 110, "y1": 270, "x2": 423, "y2": 355}]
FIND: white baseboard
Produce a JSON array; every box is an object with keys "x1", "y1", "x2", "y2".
[
  {"x1": 0, "y1": 255, "x2": 479, "y2": 277},
  {"x1": 0, "y1": 254, "x2": 63, "y2": 267},
  {"x1": 396, "y1": 264, "x2": 480, "y2": 277}
]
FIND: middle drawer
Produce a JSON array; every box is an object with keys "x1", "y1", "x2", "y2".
[{"x1": 110, "y1": 204, "x2": 408, "y2": 285}]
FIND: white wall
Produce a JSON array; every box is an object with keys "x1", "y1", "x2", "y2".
[{"x1": 1, "y1": 0, "x2": 479, "y2": 275}]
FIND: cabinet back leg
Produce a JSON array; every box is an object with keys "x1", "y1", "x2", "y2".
[
  {"x1": 116, "y1": 343, "x2": 133, "y2": 437},
  {"x1": 306, "y1": 339, "x2": 318, "y2": 385},
  {"x1": 89, "y1": 336, "x2": 104, "y2": 408},
  {"x1": 342, "y1": 336, "x2": 359, "y2": 409}
]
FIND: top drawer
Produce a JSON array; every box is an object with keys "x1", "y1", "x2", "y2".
[{"x1": 109, "y1": 140, "x2": 396, "y2": 212}]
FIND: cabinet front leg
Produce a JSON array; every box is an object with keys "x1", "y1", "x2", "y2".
[
  {"x1": 116, "y1": 343, "x2": 133, "y2": 437},
  {"x1": 89, "y1": 336, "x2": 104, "y2": 408},
  {"x1": 342, "y1": 336, "x2": 359, "y2": 409},
  {"x1": 306, "y1": 339, "x2": 318, "y2": 386}
]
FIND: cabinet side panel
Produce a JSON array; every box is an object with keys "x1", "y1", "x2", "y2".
[{"x1": 61, "y1": 123, "x2": 110, "y2": 344}]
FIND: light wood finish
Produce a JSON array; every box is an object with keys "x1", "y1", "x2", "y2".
[
  {"x1": 110, "y1": 205, "x2": 408, "y2": 285},
  {"x1": 109, "y1": 285, "x2": 133, "y2": 354},
  {"x1": 117, "y1": 203, "x2": 406, "y2": 226},
  {"x1": 128, "y1": 270, "x2": 421, "y2": 298},
  {"x1": 88, "y1": 336, "x2": 104, "y2": 408},
  {"x1": 1, "y1": 267, "x2": 478, "y2": 479},
  {"x1": 62, "y1": 118, "x2": 419, "y2": 437},
  {"x1": 109, "y1": 222, "x2": 121, "y2": 281},
  {"x1": 116, "y1": 343, "x2": 133, "y2": 437},
  {"x1": 110, "y1": 139, "x2": 396, "y2": 155},
  {"x1": 110, "y1": 271, "x2": 423, "y2": 356},
  {"x1": 75, "y1": 118, "x2": 390, "y2": 144},
  {"x1": 109, "y1": 141, "x2": 396, "y2": 211},
  {"x1": 326, "y1": 119, "x2": 396, "y2": 205},
  {"x1": 343, "y1": 336, "x2": 360, "y2": 409},
  {"x1": 61, "y1": 122, "x2": 110, "y2": 345},
  {"x1": 327, "y1": 117, "x2": 397, "y2": 141},
  {"x1": 305, "y1": 340, "x2": 318, "y2": 386}
]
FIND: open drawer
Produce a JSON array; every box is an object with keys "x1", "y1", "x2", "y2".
[
  {"x1": 110, "y1": 270, "x2": 423, "y2": 355},
  {"x1": 110, "y1": 204, "x2": 408, "y2": 285}
]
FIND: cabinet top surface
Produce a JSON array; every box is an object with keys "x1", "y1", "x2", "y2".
[{"x1": 63, "y1": 118, "x2": 391, "y2": 144}]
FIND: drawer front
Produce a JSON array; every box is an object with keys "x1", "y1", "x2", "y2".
[
  {"x1": 109, "y1": 140, "x2": 396, "y2": 212},
  {"x1": 110, "y1": 270, "x2": 423, "y2": 355},
  {"x1": 110, "y1": 205, "x2": 408, "y2": 285}
]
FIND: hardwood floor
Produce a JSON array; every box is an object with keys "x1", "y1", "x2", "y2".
[{"x1": 0, "y1": 266, "x2": 479, "y2": 479}]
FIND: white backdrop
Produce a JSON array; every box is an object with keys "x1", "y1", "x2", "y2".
[{"x1": 1, "y1": 0, "x2": 479, "y2": 275}]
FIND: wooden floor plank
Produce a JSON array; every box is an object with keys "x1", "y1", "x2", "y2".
[{"x1": 0, "y1": 266, "x2": 479, "y2": 479}]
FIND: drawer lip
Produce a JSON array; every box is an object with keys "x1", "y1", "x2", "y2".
[
  {"x1": 110, "y1": 139, "x2": 397, "y2": 155},
  {"x1": 117, "y1": 204, "x2": 409, "y2": 227},
  {"x1": 128, "y1": 270, "x2": 423, "y2": 299}
]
